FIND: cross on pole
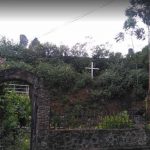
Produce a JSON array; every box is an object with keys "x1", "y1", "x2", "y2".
[{"x1": 85, "y1": 62, "x2": 99, "y2": 79}]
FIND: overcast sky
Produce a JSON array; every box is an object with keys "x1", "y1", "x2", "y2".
[{"x1": 0, "y1": 0, "x2": 148, "y2": 55}]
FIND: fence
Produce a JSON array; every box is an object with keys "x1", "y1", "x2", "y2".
[
  {"x1": 5, "y1": 84, "x2": 29, "y2": 95},
  {"x1": 49, "y1": 110, "x2": 100, "y2": 129},
  {"x1": 49, "y1": 110, "x2": 146, "y2": 129}
]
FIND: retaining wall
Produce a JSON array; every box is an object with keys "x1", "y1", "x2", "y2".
[{"x1": 37, "y1": 129, "x2": 150, "y2": 150}]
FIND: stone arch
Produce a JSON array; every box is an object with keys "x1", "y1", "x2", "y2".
[{"x1": 0, "y1": 68, "x2": 50, "y2": 150}]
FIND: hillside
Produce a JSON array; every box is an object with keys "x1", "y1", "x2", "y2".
[{"x1": 0, "y1": 38, "x2": 149, "y2": 128}]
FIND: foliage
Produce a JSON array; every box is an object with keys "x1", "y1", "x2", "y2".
[
  {"x1": 115, "y1": 0, "x2": 150, "y2": 43},
  {"x1": 35, "y1": 62, "x2": 77, "y2": 92},
  {"x1": 93, "y1": 68, "x2": 126, "y2": 100},
  {"x1": 0, "y1": 91, "x2": 31, "y2": 150},
  {"x1": 50, "y1": 112, "x2": 62, "y2": 128},
  {"x1": 145, "y1": 123, "x2": 150, "y2": 130},
  {"x1": 1, "y1": 129, "x2": 30, "y2": 150},
  {"x1": 1, "y1": 91, "x2": 31, "y2": 130},
  {"x1": 117, "y1": 0, "x2": 150, "y2": 43},
  {"x1": 70, "y1": 42, "x2": 88, "y2": 57},
  {"x1": 0, "y1": 60, "x2": 34, "y2": 71},
  {"x1": 40, "y1": 42, "x2": 61, "y2": 57},
  {"x1": 97, "y1": 111, "x2": 133, "y2": 129},
  {"x1": 21, "y1": 131, "x2": 30, "y2": 150},
  {"x1": 90, "y1": 89, "x2": 111, "y2": 104},
  {"x1": 63, "y1": 56, "x2": 91, "y2": 73},
  {"x1": 92, "y1": 44, "x2": 109, "y2": 59},
  {"x1": 124, "y1": 68, "x2": 148, "y2": 100},
  {"x1": 0, "y1": 35, "x2": 149, "y2": 107},
  {"x1": 74, "y1": 72, "x2": 92, "y2": 90},
  {"x1": 126, "y1": 0, "x2": 150, "y2": 27}
]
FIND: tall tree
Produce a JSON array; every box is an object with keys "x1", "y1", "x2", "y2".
[
  {"x1": 70, "y1": 43, "x2": 88, "y2": 57},
  {"x1": 92, "y1": 44, "x2": 109, "y2": 59},
  {"x1": 124, "y1": 0, "x2": 150, "y2": 117},
  {"x1": 59, "y1": 45, "x2": 70, "y2": 56},
  {"x1": 42, "y1": 42, "x2": 60, "y2": 57}
]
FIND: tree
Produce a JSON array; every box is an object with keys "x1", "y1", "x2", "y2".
[
  {"x1": 115, "y1": 0, "x2": 150, "y2": 46},
  {"x1": 92, "y1": 44, "x2": 110, "y2": 59},
  {"x1": 41, "y1": 42, "x2": 61, "y2": 57},
  {"x1": 115, "y1": 17, "x2": 145, "y2": 49},
  {"x1": 126, "y1": 1, "x2": 150, "y2": 26},
  {"x1": 70, "y1": 43, "x2": 88, "y2": 57},
  {"x1": 0, "y1": 37, "x2": 24, "y2": 61},
  {"x1": 124, "y1": 1, "x2": 150, "y2": 92},
  {"x1": 124, "y1": 1, "x2": 150, "y2": 119},
  {"x1": 19, "y1": 34, "x2": 28, "y2": 48},
  {"x1": 59, "y1": 45, "x2": 70, "y2": 56}
]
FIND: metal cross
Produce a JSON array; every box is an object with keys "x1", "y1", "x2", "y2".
[{"x1": 85, "y1": 62, "x2": 99, "y2": 79}]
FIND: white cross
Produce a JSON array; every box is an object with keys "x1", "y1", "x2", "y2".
[{"x1": 85, "y1": 62, "x2": 99, "y2": 79}]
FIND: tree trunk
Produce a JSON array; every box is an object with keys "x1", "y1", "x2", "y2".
[{"x1": 147, "y1": 25, "x2": 150, "y2": 121}]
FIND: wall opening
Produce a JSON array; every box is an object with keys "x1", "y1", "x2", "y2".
[
  {"x1": 0, "y1": 81, "x2": 31, "y2": 150},
  {"x1": 0, "y1": 68, "x2": 51, "y2": 150}
]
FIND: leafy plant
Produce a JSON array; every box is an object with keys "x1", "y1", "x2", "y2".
[
  {"x1": 74, "y1": 72, "x2": 92, "y2": 90},
  {"x1": 97, "y1": 111, "x2": 133, "y2": 129},
  {"x1": 2, "y1": 91, "x2": 31, "y2": 130},
  {"x1": 0, "y1": 91, "x2": 31, "y2": 150},
  {"x1": 36, "y1": 62, "x2": 77, "y2": 92}
]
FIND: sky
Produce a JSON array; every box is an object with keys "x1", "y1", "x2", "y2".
[{"x1": 0, "y1": 0, "x2": 148, "y2": 56}]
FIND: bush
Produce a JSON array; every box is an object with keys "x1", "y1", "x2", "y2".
[
  {"x1": 36, "y1": 62, "x2": 77, "y2": 92},
  {"x1": 0, "y1": 91, "x2": 31, "y2": 150},
  {"x1": 90, "y1": 89, "x2": 111, "y2": 103},
  {"x1": 2, "y1": 91, "x2": 31, "y2": 130},
  {"x1": 0, "y1": 60, "x2": 33, "y2": 72},
  {"x1": 74, "y1": 72, "x2": 92, "y2": 90},
  {"x1": 97, "y1": 111, "x2": 133, "y2": 129}
]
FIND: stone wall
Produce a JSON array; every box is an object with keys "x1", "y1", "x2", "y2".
[
  {"x1": 37, "y1": 129, "x2": 150, "y2": 150},
  {"x1": 2, "y1": 69, "x2": 150, "y2": 150},
  {"x1": 0, "y1": 69, "x2": 50, "y2": 150}
]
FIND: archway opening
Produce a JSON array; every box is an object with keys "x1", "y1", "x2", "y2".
[
  {"x1": 0, "y1": 80, "x2": 31, "y2": 150},
  {"x1": 0, "y1": 68, "x2": 50, "y2": 150}
]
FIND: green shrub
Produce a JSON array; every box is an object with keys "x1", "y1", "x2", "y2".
[
  {"x1": 21, "y1": 132, "x2": 30, "y2": 150},
  {"x1": 90, "y1": 89, "x2": 111, "y2": 103},
  {"x1": 74, "y1": 72, "x2": 92, "y2": 90},
  {"x1": 2, "y1": 91, "x2": 31, "y2": 130},
  {"x1": 0, "y1": 91, "x2": 31, "y2": 150},
  {"x1": 0, "y1": 60, "x2": 33, "y2": 71},
  {"x1": 145, "y1": 123, "x2": 150, "y2": 130},
  {"x1": 36, "y1": 62, "x2": 77, "y2": 92},
  {"x1": 97, "y1": 111, "x2": 133, "y2": 129}
]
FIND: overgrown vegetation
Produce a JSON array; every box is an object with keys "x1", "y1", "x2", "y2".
[
  {"x1": 0, "y1": 37, "x2": 148, "y2": 101},
  {"x1": 96, "y1": 111, "x2": 133, "y2": 129},
  {"x1": 0, "y1": 0, "x2": 150, "y2": 148},
  {"x1": 0, "y1": 91, "x2": 31, "y2": 150},
  {"x1": 0, "y1": 6, "x2": 149, "y2": 143},
  {"x1": 0, "y1": 36, "x2": 148, "y2": 128}
]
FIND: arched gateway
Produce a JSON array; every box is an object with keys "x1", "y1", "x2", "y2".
[{"x1": 0, "y1": 68, "x2": 50, "y2": 150}]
